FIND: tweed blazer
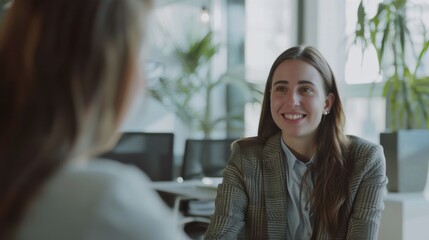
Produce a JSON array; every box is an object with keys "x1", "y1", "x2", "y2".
[{"x1": 205, "y1": 133, "x2": 387, "y2": 240}]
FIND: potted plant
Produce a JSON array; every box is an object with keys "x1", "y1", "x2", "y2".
[
  {"x1": 352, "y1": 0, "x2": 429, "y2": 192},
  {"x1": 148, "y1": 31, "x2": 262, "y2": 139}
]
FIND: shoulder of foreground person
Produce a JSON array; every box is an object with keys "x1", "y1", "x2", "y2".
[{"x1": 17, "y1": 159, "x2": 187, "y2": 240}]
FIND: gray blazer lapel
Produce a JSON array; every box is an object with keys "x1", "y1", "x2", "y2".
[{"x1": 262, "y1": 133, "x2": 288, "y2": 239}]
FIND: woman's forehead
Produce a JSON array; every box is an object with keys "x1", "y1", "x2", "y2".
[{"x1": 272, "y1": 60, "x2": 323, "y2": 85}]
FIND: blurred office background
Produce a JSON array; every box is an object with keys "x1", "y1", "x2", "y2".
[{"x1": 122, "y1": 0, "x2": 427, "y2": 163}]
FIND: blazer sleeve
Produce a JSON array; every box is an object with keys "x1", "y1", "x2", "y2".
[
  {"x1": 204, "y1": 142, "x2": 248, "y2": 240},
  {"x1": 347, "y1": 144, "x2": 388, "y2": 240}
]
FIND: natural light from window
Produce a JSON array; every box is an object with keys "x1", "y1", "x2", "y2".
[
  {"x1": 345, "y1": 0, "x2": 382, "y2": 84},
  {"x1": 244, "y1": 0, "x2": 295, "y2": 137}
]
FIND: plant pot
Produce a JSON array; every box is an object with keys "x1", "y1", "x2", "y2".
[{"x1": 380, "y1": 130, "x2": 429, "y2": 192}]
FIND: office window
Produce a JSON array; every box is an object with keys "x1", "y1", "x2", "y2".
[
  {"x1": 244, "y1": 0, "x2": 297, "y2": 137},
  {"x1": 344, "y1": 0, "x2": 382, "y2": 84},
  {"x1": 341, "y1": 0, "x2": 386, "y2": 142},
  {"x1": 408, "y1": 0, "x2": 429, "y2": 76},
  {"x1": 344, "y1": 97, "x2": 385, "y2": 143}
]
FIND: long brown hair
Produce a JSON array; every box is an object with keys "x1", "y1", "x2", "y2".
[
  {"x1": 258, "y1": 46, "x2": 351, "y2": 237},
  {"x1": 0, "y1": 0, "x2": 152, "y2": 238}
]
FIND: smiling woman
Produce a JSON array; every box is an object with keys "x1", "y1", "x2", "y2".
[{"x1": 204, "y1": 46, "x2": 388, "y2": 240}]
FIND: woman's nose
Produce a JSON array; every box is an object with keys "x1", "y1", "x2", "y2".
[{"x1": 285, "y1": 91, "x2": 300, "y2": 107}]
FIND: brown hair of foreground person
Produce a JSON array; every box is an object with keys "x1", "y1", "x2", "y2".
[{"x1": 0, "y1": 0, "x2": 152, "y2": 238}]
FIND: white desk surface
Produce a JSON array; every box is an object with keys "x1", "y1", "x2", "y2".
[{"x1": 150, "y1": 178, "x2": 221, "y2": 200}]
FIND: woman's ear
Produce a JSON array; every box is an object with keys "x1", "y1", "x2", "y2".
[{"x1": 324, "y1": 93, "x2": 335, "y2": 113}]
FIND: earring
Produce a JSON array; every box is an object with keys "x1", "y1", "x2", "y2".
[{"x1": 324, "y1": 111, "x2": 329, "y2": 115}]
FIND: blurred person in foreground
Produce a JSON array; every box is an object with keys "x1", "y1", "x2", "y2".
[
  {"x1": 205, "y1": 46, "x2": 388, "y2": 239},
  {"x1": 0, "y1": 0, "x2": 186, "y2": 239}
]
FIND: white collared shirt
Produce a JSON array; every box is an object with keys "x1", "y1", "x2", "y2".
[{"x1": 281, "y1": 139, "x2": 315, "y2": 240}]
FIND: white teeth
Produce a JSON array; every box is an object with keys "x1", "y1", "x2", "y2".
[{"x1": 283, "y1": 114, "x2": 304, "y2": 120}]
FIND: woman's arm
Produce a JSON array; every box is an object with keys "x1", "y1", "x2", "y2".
[
  {"x1": 347, "y1": 144, "x2": 388, "y2": 240},
  {"x1": 204, "y1": 143, "x2": 249, "y2": 240}
]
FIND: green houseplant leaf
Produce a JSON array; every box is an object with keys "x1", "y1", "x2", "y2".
[
  {"x1": 148, "y1": 31, "x2": 262, "y2": 138},
  {"x1": 352, "y1": 0, "x2": 429, "y2": 131}
]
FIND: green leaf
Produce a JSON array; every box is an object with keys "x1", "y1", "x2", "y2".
[
  {"x1": 412, "y1": 85, "x2": 429, "y2": 126},
  {"x1": 379, "y1": 20, "x2": 391, "y2": 63},
  {"x1": 357, "y1": 0, "x2": 365, "y2": 24},
  {"x1": 393, "y1": 0, "x2": 406, "y2": 9},
  {"x1": 415, "y1": 40, "x2": 429, "y2": 73},
  {"x1": 372, "y1": 3, "x2": 387, "y2": 20},
  {"x1": 370, "y1": 3, "x2": 387, "y2": 45},
  {"x1": 355, "y1": 0, "x2": 367, "y2": 46},
  {"x1": 397, "y1": 14, "x2": 406, "y2": 62}
]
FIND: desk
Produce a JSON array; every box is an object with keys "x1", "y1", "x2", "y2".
[
  {"x1": 150, "y1": 178, "x2": 221, "y2": 228},
  {"x1": 150, "y1": 178, "x2": 220, "y2": 200}
]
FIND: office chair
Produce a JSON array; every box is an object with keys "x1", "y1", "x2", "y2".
[
  {"x1": 99, "y1": 132, "x2": 175, "y2": 181},
  {"x1": 181, "y1": 138, "x2": 236, "y2": 180}
]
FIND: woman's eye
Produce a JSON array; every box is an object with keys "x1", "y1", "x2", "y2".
[
  {"x1": 300, "y1": 87, "x2": 314, "y2": 94},
  {"x1": 274, "y1": 86, "x2": 287, "y2": 93}
]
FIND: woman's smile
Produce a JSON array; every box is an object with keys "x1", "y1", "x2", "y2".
[{"x1": 283, "y1": 111, "x2": 308, "y2": 120}]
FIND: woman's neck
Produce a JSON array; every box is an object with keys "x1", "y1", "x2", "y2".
[{"x1": 282, "y1": 134, "x2": 316, "y2": 162}]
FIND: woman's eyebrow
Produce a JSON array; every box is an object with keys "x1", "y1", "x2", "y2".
[
  {"x1": 272, "y1": 80, "x2": 315, "y2": 85},
  {"x1": 298, "y1": 80, "x2": 316, "y2": 86},
  {"x1": 273, "y1": 80, "x2": 288, "y2": 85}
]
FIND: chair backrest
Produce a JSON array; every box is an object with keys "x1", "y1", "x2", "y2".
[
  {"x1": 100, "y1": 132, "x2": 174, "y2": 181},
  {"x1": 181, "y1": 138, "x2": 236, "y2": 180}
]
